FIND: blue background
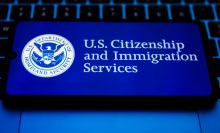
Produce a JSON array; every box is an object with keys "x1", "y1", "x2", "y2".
[{"x1": 6, "y1": 22, "x2": 212, "y2": 96}]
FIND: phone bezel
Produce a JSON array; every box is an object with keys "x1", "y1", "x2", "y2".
[{"x1": 1, "y1": 19, "x2": 219, "y2": 108}]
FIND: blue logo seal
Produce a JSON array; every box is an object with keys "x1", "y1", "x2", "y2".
[{"x1": 22, "y1": 34, "x2": 75, "y2": 78}]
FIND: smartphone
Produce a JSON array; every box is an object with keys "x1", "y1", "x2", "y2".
[{"x1": 2, "y1": 20, "x2": 218, "y2": 108}]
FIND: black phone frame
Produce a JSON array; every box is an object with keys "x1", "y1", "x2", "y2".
[{"x1": 1, "y1": 19, "x2": 219, "y2": 109}]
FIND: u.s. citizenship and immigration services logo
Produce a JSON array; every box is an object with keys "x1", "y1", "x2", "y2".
[{"x1": 21, "y1": 34, "x2": 75, "y2": 78}]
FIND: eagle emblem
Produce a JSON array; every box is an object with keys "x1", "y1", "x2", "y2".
[{"x1": 32, "y1": 42, "x2": 65, "y2": 68}]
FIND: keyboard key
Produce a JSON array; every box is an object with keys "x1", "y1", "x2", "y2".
[
  {"x1": 212, "y1": 58, "x2": 220, "y2": 77},
  {"x1": 148, "y1": 6, "x2": 168, "y2": 20},
  {"x1": 208, "y1": 0, "x2": 220, "y2": 3},
  {"x1": 193, "y1": 6, "x2": 214, "y2": 20},
  {"x1": 0, "y1": 0, "x2": 14, "y2": 3},
  {"x1": 42, "y1": 0, "x2": 62, "y2": 3},
  {"x1": 185, "y1": 0, "x2": 204, "y2": 3},
  {"x1": 0, "y1": 22, "x2": 13, "y2": 37},
  {"x1": 18, "y1": 0, "x2": 38, "y2": 3},
  {"x1": 57, "y1": 6, "x2": 76, "y2": 20},
  {"x1": 0, "y1": 6, "x2": 8, "y2": 20},
  {"x1": 209, "y1": 40, "x2": 218, "y2": 56},
  {"x1": 0, "y1": 39, "x2": 8, "y2": 57},
  {"x1": 161, "y1": 0, "x2": 181, "y2": 3},
  {"x1": 171, "y1": 6, "x2": 191, "y2": 20},
  {"x1": 209, "y1": 22, "x2": 220, "y2": 37},
  {"x1": 126, "y1": 6, "x2": 145, "y2": 20},
  {"x1": 90, "y1": 0, "x2": 110, "y2": 3},
  {"x1": 103, "y1": 6, "x2": 122, "y2": 20},
  {"x1": 80, "y1": 6, "x2": 99, "y2": 20},
  {"x1": 216, "y1": 6, "x2": 220, "y2": 19},
  {"x1": 137, "y1": 0, "x2": 157, "y2": 3},
  {"x1": 113, "y1": 0, "x2": 133, "y2": 3},
  {"x1": 0, "y1": 60, "x2": 5, "y2": 80},
  {"x1": 34, "y1": 6, "x2": 54, "y2": 20},
  {"x1": 218, "y1": 40, "x2": 220, "y2": 53},
  {"x1": 10, "y1": 6, "x2": 31, "y2": 19},
  {"x1": 66, "y1": 0, "x2": 86, "y2": 3}
]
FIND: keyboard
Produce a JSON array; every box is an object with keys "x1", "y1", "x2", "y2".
[{"x1": 0, "y1": 0, "x2": 220, "y2": 97}]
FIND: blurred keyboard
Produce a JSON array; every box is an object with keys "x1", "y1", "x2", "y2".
[{"x1": 0, "y1": 0, "x2": 220, "y2": 96}]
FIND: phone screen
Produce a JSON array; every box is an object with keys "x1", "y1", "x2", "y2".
[{"x1": 5, "y1": 21, "x2": 214, "y2": 97}]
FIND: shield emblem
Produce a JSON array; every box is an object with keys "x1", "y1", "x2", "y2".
[
  {"x1": 33, "y1": 42, "x2": 65, "y2": 66},
  {"x1": 43, "y1": 51, "x2": 54, "y2": 60}
]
